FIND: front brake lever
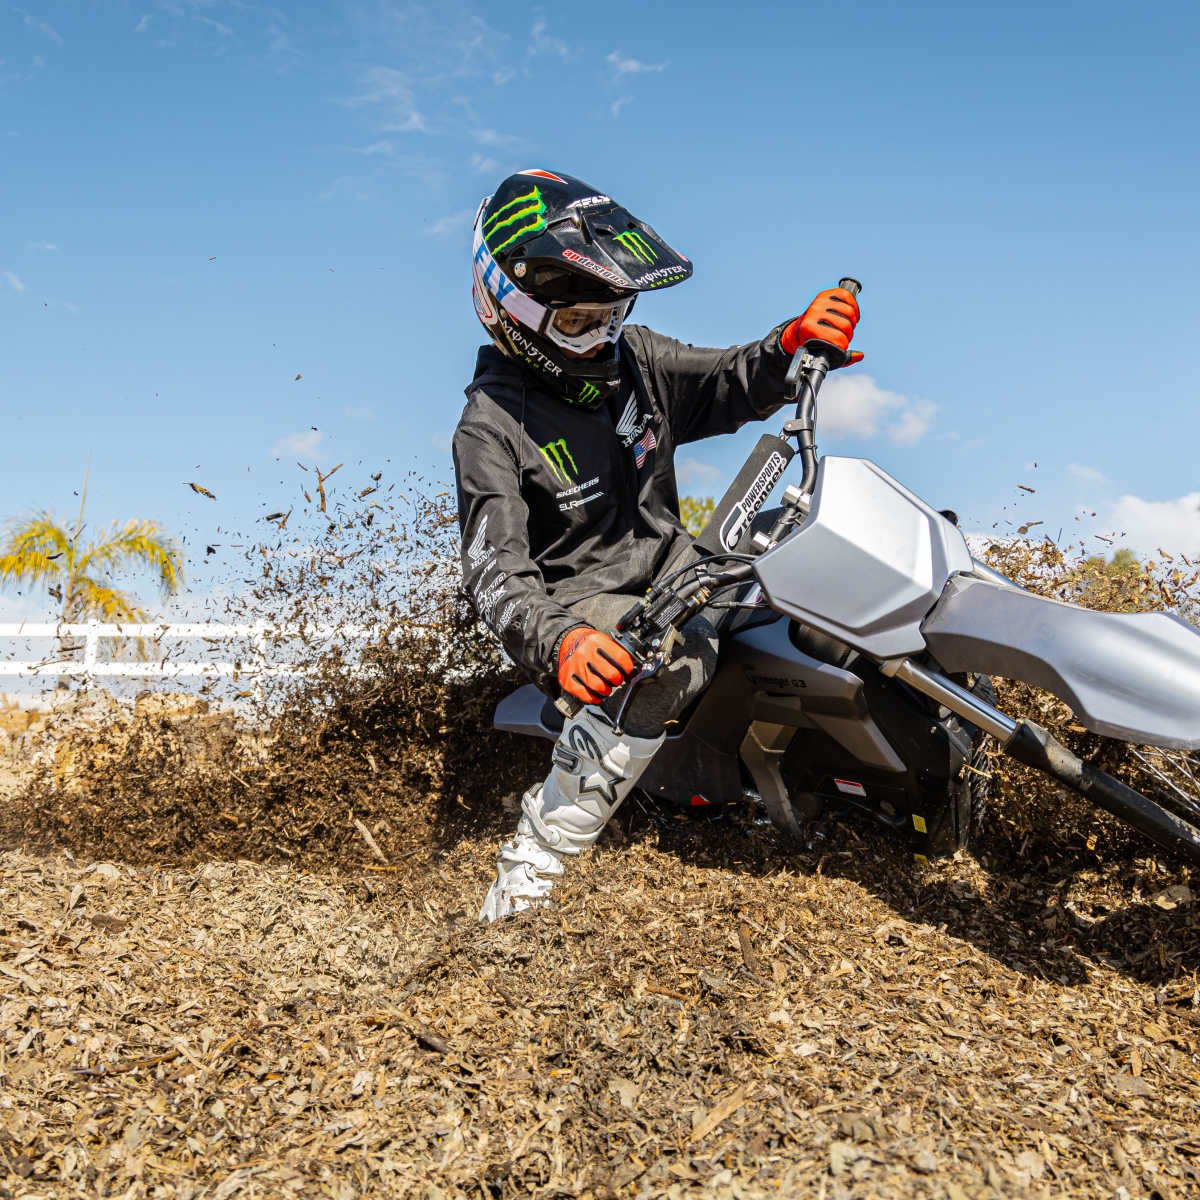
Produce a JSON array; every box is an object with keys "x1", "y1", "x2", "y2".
[{"x1": 612, "y1": 627, "x2": 678, "y2": 733}]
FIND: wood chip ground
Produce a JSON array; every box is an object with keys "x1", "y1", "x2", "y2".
[{"x1": 2, "y1": 801, "x2": 1198, "y2": 1199}]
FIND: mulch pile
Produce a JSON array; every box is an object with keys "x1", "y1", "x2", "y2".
[
  {"x1": 2, "y1": 485, "x2": 1199, "y2": 1197},
  {"x1": 1, "y1": 820, "x2": 1198, "y2": 1199}
]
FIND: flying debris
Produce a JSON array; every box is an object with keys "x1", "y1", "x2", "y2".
[
  {"x1": 294, "y1": 374, "x2": 303, "y2": 381},
  {"x1": 187, "y1": 482, "x2": 217, "y2": 500},
  {"x1": 206, "y1": 545, "x2": 219, "y2": 556}
]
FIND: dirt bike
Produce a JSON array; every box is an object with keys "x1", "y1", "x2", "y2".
[{"x1": 496, "y1": 280, "x2": 1200, "y2": 865}]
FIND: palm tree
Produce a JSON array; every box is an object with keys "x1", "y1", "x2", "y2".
[{"x1": 0, "y1": 468, "x2": 184, "y2": 683}]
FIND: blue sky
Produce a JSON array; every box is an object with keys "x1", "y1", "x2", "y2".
[{"x1": 2, "y1": 0, "x2": 1198, "y2": 619}]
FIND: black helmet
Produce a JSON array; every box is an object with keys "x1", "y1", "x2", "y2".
[{"x1": 472, "y1": 169, "x2": 692, "y2": 408}]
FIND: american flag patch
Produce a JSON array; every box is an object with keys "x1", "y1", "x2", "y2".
[{"x1": 633, "y1": 427, "x2": 657, "y2": 467}]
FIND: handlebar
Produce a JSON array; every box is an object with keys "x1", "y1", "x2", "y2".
[
  {"x1": 769, "y1": 276, "x2": 863, "y2": 539},
  {"x1": 555, "y1": 277, "x2": 863, "y2": 726}
]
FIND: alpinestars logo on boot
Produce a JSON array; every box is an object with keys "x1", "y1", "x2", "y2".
[{"x1": 540, "y1": 438, "x2": 578, "y2": 484}]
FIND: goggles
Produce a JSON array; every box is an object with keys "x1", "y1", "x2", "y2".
[{"x1": 473, "y1": 208, "x2": 632, "y2": 355}]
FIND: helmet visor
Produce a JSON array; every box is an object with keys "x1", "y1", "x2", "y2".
[{"x1": 545, "y1": 299, "x2": 632, "y2": 355}]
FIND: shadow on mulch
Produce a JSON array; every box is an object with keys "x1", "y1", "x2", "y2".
[{"x1": 630, "y1": 794, "x2": 1200, "y2": 995}]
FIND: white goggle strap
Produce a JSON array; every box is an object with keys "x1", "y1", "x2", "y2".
[{"x1": 472, "y1": 222, "x2": 551, "y2": 333}]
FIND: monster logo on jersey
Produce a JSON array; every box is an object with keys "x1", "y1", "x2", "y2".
[{"x1": 540, "y1": 438, "x2": 578, "y2": 484}]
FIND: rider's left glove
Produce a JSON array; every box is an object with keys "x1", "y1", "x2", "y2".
[
  {"x1": 780, "y1": 287, "x2": 864, "y2": 364},
  {"x1": 557, "y1": 627, "x2": 636, "y2": 705}
]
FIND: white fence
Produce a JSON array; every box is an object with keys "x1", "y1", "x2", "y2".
[{"x1": 0, "y1": 622, "x2": 384, "y2": 680}]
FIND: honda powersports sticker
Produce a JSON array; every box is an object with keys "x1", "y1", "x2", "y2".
[{"x1": 718, "y1": 451, "x2": 789, "y2": 551}]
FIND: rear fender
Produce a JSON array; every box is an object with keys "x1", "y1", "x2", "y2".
[{"x1": 922, "y1": 574, "x2": 1200, "y2": 749}]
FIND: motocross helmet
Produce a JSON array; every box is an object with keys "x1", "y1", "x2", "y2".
[{"x1": 472, "y1": 168, "x2": 692, "y2": 408}]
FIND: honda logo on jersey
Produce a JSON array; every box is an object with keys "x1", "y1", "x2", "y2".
[{"x1": 615, "y1": 394, "x2": 651, "y2": 449}]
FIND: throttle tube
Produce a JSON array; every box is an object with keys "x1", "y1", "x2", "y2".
[{"x1": 1004, "y1": 720, "x2": 1200, "y2": 864}]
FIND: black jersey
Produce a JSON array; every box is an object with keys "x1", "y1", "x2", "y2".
[{"x1": 452, "y1": 323, "x2": 790, "y2": 687}]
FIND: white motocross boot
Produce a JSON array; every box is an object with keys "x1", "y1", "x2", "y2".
[{"x1": 478, "y1": 707, "x2": 664, "y2": 922}]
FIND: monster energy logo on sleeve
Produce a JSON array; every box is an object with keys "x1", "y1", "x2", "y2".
[
  {"x1": 614, "y1": 230, "x2": 658, "y2": 263},
  {"x1": 540, "y1": 438, "x2": 577, "y2": 483},
  {"x1": 483, "y1": 187, "x2": 548, "y2": 254}
]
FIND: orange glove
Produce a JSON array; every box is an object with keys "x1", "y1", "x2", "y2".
[
  {"x1": 780, "y1": 287, "x2": 864, "y2": 364},
  {"x1": 557, "y1": 627, "x2": 636, "y2": 705}
]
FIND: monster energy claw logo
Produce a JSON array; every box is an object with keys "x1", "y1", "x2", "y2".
[
  {"x1": 614, "y1": 230, "x2": 658, "y2": 263},
  {"x1": 579, "y1": 383, "x2": 600, "y2": 403},
  {"x1": 540, "y1": 438, "x2": 577, "y2": 483},
  {"x1": 483, "y1": 186, "x2": 548, "y2": 254}
]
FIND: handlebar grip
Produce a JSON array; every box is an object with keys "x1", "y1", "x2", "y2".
[{"x1": 837, "y1": 277, "x2": 862, "y2": 298}]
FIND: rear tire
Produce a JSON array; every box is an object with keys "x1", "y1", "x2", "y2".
[
  {"x1": 1095, "y1": 742, "x2": 1200, "y2": 863},
  {"x1": 930, "y1": 674, "x2": 994, "y2": 856}
]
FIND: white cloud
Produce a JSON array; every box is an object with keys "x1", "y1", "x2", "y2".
[
  {"x1": 818, "y1": 373, "x2": 936, "y2": 445},
  {"x1": 134, "y1": 14, "x2": 151, "y2": 34},
  {"x1": 344, "y1": 67, "x2": 427, "y2": 133},
  {"x1": 676, "y1": 457, "x2": 723, "y2": 490},
  {"x1": 3, "y1": 271, "x2": 27, "y2": 293},
  {"x1": 607, "y1": 50, "x2": 666, "y2": 76},
  {"x1": 470, "y1": 152, "x2": 500, "y2": 175},
  {"x1": 28, "y1": 242, "x2": 57, "y2": 252},
  {"x1": 345, "y1": 140, "x2": 396, "y2": 156},
  {"x1": 425, "y1": 209, "x2": 473, "y2": 237},
  {"x1": 1069, "y1": 462, "x2": 1108, "y2": 484},
  {"x1": 20, "y1": 10, "x2": 63, "y2": 44},
  {"x1": 472, "y1": 128, "x2": 518, "y2": 148},
  {"x1": 889, "y1": 400, "x2": 936, "y2": 446},
  {"x1": 530, "y1": 19, "x2": 568, "y2": 59},
  {"x1": 611, "y1": 96, "x2": 632, "y2": 119},
  {"x1": 271, "y1": 430, "x2": 324, "y2": 460},
  {"x1": 1104, "y1": 492, "x2": 1200, "y2": 557},
  {"x1": 196, "y1": 15, "x2": 233, "y2": 38}
]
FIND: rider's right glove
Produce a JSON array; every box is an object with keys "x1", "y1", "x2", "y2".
[
  {"x1": 557, "y1": 627, "x2": 636, "y2": 705},
  {"x1": 780, "y1": 287, "x2": 864, "y2": 363}
]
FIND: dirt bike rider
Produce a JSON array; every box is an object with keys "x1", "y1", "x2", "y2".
[{"x1": 453, "y1": 169, "x2": 861, "y2": 922}]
